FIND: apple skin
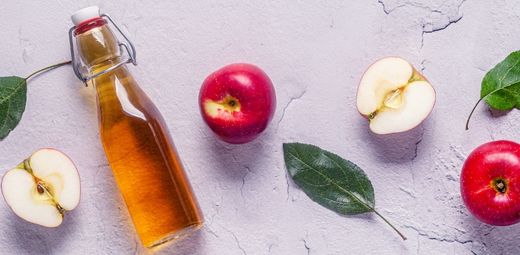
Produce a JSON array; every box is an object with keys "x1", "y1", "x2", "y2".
[
  {"x1": 199, "y1": 63, "x2": 276, "y2": 144},
  {"x1": 461, "y1": 140, "x2": 520, "y2": 226}
]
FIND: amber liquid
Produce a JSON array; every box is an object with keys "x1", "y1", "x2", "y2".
[{"x1": 77, "y1": 25, "x2": 203, "y2": 248}]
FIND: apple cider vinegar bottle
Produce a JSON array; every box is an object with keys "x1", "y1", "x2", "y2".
[{"x1": 68, "y1": 6, "x2": 203, "y2": 248}]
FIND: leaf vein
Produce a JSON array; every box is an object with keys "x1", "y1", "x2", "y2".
[
  {"x1": 0, "y1": 102, "x2": 11, "y2": 131},
  {"x1": 321, "y1": 152, "x2": 370, "y2": 201},
  {"x1": 484, "y1": 55, "x2": 520, "y2": 101},
  {"x1": 0, "y1": 79, "x2": 25, "y2": 105},
  {"x1": 287, "y1": 151, "x2": 374, "y2": 212},
  {"x1": 497, "y1": 57, "x2": 520, "y2": 88}
]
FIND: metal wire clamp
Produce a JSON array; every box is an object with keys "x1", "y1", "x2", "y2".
[{"x1": 68, "y1": 13, "x2": 137, "y2": 85}]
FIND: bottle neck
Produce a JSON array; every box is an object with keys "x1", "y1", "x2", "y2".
[{"x1": 75, "y1": 22, "x2": 121, "y2": 71}]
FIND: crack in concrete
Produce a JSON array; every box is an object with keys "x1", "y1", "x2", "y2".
[
  {"x1": 220, "y1": 225, "x2": 247, "y2": 255},
  {"x1": 268, "y1": 243, "x2": 275, "y2": 254},
  {"x1": 240, "y1": 175, "x2": 247, "y2": 198},
  {"x1": 285, "y1": 168, "x2": 291, "y2": 201},
  {"x1": 240, "y1": 166, "x2": 253, "y2": 198},
  {"x1": 208, "y1": 194, "x2": 223, "y2": 226},
  {"x1": 204, "y1": 226, "x2": 220, "y2": 239},
  {"x1": 410, "y1": 161, "x2": 416, "y2": 189},
  {"x1": 420, "y1": 59, "x2": 426, "y2": 72},
  {"x1": 422, "y1": 0, "x2": 465, "y2": 44},
  {"x1": 302, "y1": 238, "x2": 311, "y2": 255},
  {"x1": 483, "y1": 226, "x2": 495, "y2": 237},
  {"x1": 377, "y1": 0, "x2": 392, "y2": 14},
  {"x1": 378, "y1": 1, "x2": 442, "y2": 15},
  {"x1": 229, "y1": 229, "x2": 247, "y2": 255},
  {"x1": 409, "y1": 127, "x2": 424, "y2": 191},
  {"x1": 398, "y1": 185, "x2": 416, "y2": 198},
  {"x1": 412, "y1": 126, "x2": 425, "y2": 161},
  {"x1": 277, "y1": 89, "x2": 306, "y2": 130},
  {"x1": 417, "y1": 0, "x2": 466, "y2": 73},
  {"x1": 425, "y1": 0, "x2": 467, "y2": 33},
  {"x1": 18, "y1": 27, "x2": 31, "y2": 64},
  {"x1": 277, "y1": 89, "x2": 306, "y2": 201},
  {"x1": 404, "y1": 225, "x2": 473, "y2": 245},
  {"x1": 379, "y1": 0, "x2": 467, "y2": 35},
  {"x1": 412, "y1": 136, "x2": 423, "y2": 161}
]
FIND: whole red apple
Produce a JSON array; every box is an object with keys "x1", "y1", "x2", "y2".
[
  {"x1": 461, "y1": 140, "x2": 520, "y2": 226},
  {"x1": 199, "y1": 63, "x2": 276, "y2": 144}
]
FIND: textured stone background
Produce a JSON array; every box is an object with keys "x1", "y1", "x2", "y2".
[{"x1": 1, "y1": 1, "x2": 520, "y2": 254}]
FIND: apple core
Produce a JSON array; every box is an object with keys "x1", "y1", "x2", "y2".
[{"x1": 383, "y1": 88, "x2": 404, "y2": 110}]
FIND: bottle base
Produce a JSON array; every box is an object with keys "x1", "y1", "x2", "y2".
[{"x1": 146, "y1": 221, "x2": 204, "y2": 249}]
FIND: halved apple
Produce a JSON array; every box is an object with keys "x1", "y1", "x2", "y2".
[
  {"x1": 356, "y1": 57, "x2": 435, "y2": 134},
  {"x1": 1, "y1": 149, "x2": 80, "y2": 227}
]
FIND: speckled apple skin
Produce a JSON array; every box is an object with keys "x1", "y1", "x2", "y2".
[
  {"x1": 199, "y1": 63, "x2": 276, "y2": 144},
  {"x1": 461, "y1": 140, "x2": 520, "y2": 226}
]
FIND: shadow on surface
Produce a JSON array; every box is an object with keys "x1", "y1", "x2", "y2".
[
  {"x1": 5, "y1": 207, "x2": 79, "y2": 255},
  {"x1": 360, "y1": 119, "x2": 425, "y2": 164},
  {"x1": 487, "y1": 107, "x2": 511, "y2": 118},
  {"x1": 205, "y1": 134, "x2": 267, "y2": 182},
  {"x1": 463, "y1": 213, "x2": 520, "y2": 254}
]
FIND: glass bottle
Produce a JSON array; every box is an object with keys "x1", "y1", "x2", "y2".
[{"x1": 69, "y1": 6, "x2": 203, "y2": 248}]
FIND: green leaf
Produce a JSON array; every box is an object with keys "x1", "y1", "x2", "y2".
[
  {"x1": 481, "y1": 50, "x2": 520, "y2": 110},
  {"x1": 0, "y1": 61, "x2": 70, "y2": 140},
  {"x1": 283, "y1": 142, "x2": 375, "y2": 215},
  {"x1": 466, "y1": 50, "x2": 520, "y2": 129},
  {"x1": 283, "y1": 142, "x2": 406, "y2": 240},
  {"x1": 0, "y1": 76, "x2": 27, "y2": 140}
]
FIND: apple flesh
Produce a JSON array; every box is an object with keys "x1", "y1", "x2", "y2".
[
  {"x1": 1, "y1": 149, "x2": 80, "y2": 227},
  {"x1": 356, "y1": 57, "x2": 435, "y2": 134},
  {"x1": 461, "y1": 140, "x2": 520, "y2": 226},
  {"x1": 199, "y1": 63, "x2": 276, "y2": 144}
]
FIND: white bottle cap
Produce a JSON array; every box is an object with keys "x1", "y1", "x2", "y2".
[{"x1": 71, "y1": 6, "x2": 100, "y2": 26}]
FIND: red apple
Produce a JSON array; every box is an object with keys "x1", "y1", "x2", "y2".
[
  {"x1": 461, "y1": 140, "x2": 520, "y2": 226},
  {"x1": 199, "y1": 63, "x2": 276, "y2": 144}
]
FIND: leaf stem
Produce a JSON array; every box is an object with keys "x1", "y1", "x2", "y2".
[
  {"x1": 372, "y1": 209, "x2": 407, "y2": 240},
  {"x1": 25, "y1": 60, "x2": 72, "y2": 81},
  {"x1": 465, "y1": 97, "x2": 484, "y2": 130}
]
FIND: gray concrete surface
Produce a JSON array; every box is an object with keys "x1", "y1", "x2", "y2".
[{"x1": 0, "y1": 1, "x2": 519, "y2": 254}]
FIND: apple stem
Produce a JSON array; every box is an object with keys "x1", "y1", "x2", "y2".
[
  {"x1": 25, "y1": 60, "x2": 72, "y2": 81},
  {"x1": 465, "y1": 98, "x2": 484, "y2": 130},
  {"x1": 368, "y1": 111, "x2": 377, "y2": 120},
  {"x1": 56, "y1": 204, "x2": 65, "y2": 216},
  {"x1": 17, "y1": 159, "x2": 33, "y2": 174},
  {"x1": 372, "y1": 209, "x2": 407, "y2": 241}
]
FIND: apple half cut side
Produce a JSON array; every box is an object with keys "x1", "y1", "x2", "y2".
[
  {"x1": 356, "y1": 57, "x2": 436, "y2": 135},
  {"x1": 1, "y1": 149, "x2": 80, "y2": 227}
]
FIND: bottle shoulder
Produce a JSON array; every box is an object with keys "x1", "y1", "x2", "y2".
[{"x1": 94, "y1": 68, "x2": 165, "y2": 124}]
